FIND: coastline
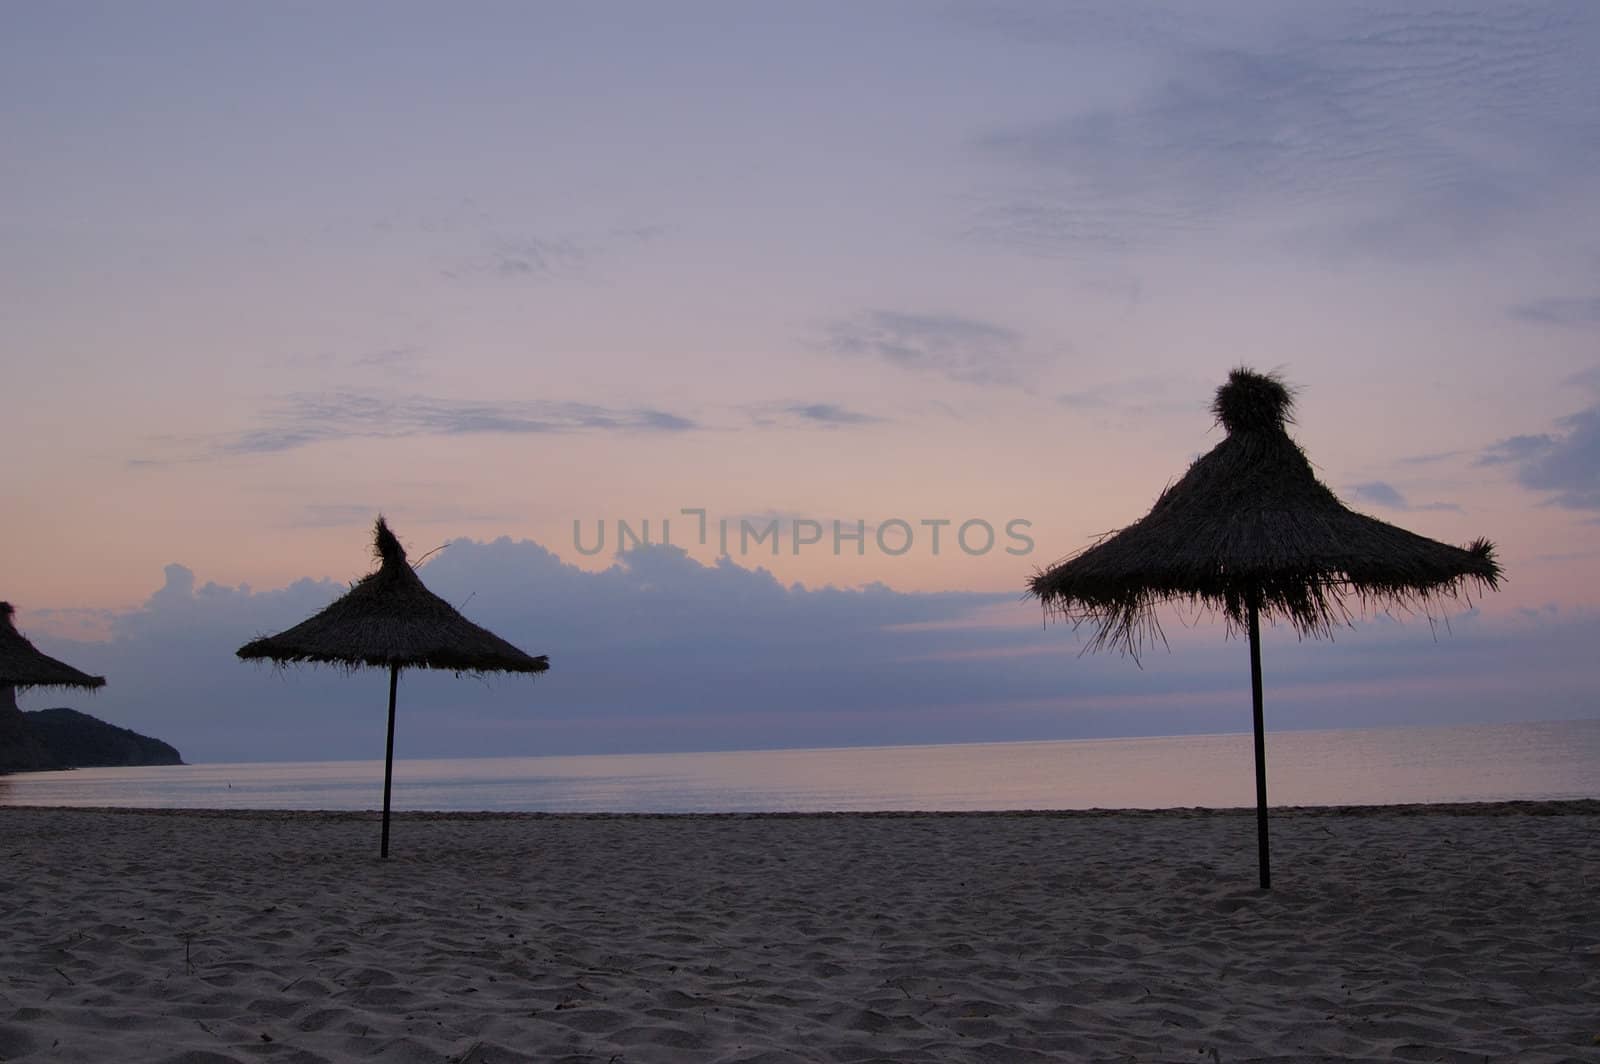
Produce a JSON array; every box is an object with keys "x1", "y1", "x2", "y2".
[
  {"x1": 5, "y1": 803, "x2": 1597, "y2": 1062},
  {"x1": 5, "y1": 796, "x2": 1598, "y2": 818}
]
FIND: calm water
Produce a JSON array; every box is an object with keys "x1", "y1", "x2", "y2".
[{"x1": 2, "y1": 720, "x2": 1596, "y2": 813}]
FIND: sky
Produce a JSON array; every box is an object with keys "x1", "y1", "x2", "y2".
[{"x1": 3, "y1": 1, "x2": 1598, "y2": 763}]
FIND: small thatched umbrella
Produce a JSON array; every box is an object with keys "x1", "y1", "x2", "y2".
[
  {"x1": 1029, "y1": 368, "x2": 1500, "y2": 889},
  {"x1": 1, "y1": 602, "x2": 107, "y2": 693},
  {"x1": 238, "y1": 518, "x2": 549, "y2": 857},
  {"x1": 1, "y1": 602, "x2": 106, "y2": 772}
]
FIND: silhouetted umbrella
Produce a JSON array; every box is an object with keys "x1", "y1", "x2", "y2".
[
  {"x1": 1, "y1": 602, "x2": 107, "y2": 693},
  {"x1": 238, "y1": 517, "x2": 549, "y2": 856},
  {"x1": 1029, "y1": 368, "x2": 1500, "y2": 888},
  {"x1": 1, "y1": 602, "x2": 106, "y2": 773}
]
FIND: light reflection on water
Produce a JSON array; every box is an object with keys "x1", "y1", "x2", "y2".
[{"x1": 1, "y1": 719, "x2": 1595, "y2": 813}]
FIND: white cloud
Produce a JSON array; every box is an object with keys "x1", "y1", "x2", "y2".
[{"x1": 821, "y1": 311, "x2": 1044, "y2": 387}]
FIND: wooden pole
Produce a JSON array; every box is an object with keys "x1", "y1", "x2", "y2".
[
  {"x1": 1248, "y1": 599, "x2": 1270, "y2": 890},
  {"x1": 381, "y1": 664, "x2": 399, "y2": 859}
]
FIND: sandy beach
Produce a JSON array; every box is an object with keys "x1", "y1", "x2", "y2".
[{"x1": 2, "y1": 803, "x2": 1597, "y2": 1063}]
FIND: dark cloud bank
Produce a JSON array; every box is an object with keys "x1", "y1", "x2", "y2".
[{"x1": 18, "y1": 535, "x2": 1595, "y2": 764}]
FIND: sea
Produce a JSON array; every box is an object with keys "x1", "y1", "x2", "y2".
[{"x1": 1, "y1": 719, "x2": 1596, "y2": 814}]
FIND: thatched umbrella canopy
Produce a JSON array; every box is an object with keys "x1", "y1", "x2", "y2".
[
  {"x1": 1, "y1": 602, "x2": 106, "y2": 773},
  {"x1": 238, "y1": 517, "x2": 549, "y2": 856},
  {"x1": 1029, "y1": 368, "x2": 1500, "y2": 888},
  {"x1": 1, "y1": 601, "x2": 106, "y2": 697}
]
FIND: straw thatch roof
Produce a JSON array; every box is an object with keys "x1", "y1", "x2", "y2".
[
  {"x1": 237, "y1": 518, "x2": 550, "y2": 675},
  {"x1": 0, "y1": 602, "x2": 106, "y2": 691},
  {"x1": 1029, "y1": 368, "x2": 1501, "y2": 655}
]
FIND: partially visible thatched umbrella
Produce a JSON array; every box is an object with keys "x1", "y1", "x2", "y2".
[
  {"x1": 1, "y1": 602, "x2": 106, "y2": 772},
  {"x1": 1, "y1": 602, "x2": 107, "y2": 693},
  {"x1": 238, "y1": 518, "x2": 549, "y2": 857},
  {"x1": 1029, "y1": 368, "x2": 1500, "y2": 889}
]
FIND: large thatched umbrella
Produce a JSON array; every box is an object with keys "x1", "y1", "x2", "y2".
[
  {"x1": 1, "y1": 602, "x2": 106, "y2": 772},
  {"x1": 1029, "y1": 368, "x2": 1500, "y2": 889},
  {"x1": 238, "y1": 518, "x2": 549, "y2": 857}
]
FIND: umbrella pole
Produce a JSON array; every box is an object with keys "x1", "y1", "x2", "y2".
[
  {"x1": 381, "y1": 664, "x2": 399, "y2": 859},
  {"x1": 1247, "y1": 599, "x2": 1270, "y2": 890}
]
